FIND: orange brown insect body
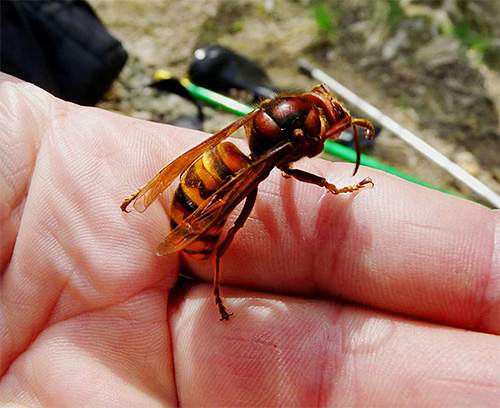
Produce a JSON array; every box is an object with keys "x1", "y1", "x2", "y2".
[{"x1": 121, "y1": 84, "x2": 374, "y2": 321}]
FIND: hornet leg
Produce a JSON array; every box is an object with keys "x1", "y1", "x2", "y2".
[
  {"x1": 281, "y1": 167, "x2": 373, "y2": 195},
  {"x1": 214, "y1": 187, "x2": 258, "y2": 320}
]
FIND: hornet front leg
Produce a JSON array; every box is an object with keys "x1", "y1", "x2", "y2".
[{"x1": 281, "y1": 167, "x2": 373, "y2": 195}]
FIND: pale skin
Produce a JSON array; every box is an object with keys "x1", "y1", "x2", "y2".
[{"x1": 0, "y1": 73, "x2": 499, "y2": 407}]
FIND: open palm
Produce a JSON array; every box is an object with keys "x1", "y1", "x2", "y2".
[{"x1": 1, "y1": 74, "x2": 499, "y2": 407}]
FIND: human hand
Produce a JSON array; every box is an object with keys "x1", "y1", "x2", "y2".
[{"x1": 1, "y1": 73, "x2": 499, "y2": 407}]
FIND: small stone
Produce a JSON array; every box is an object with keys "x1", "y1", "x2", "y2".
[{"x1": 454, "y1": 150, "x2": 481, "y2": 176}]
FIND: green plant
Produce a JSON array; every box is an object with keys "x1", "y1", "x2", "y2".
[{"x1": 312, "y1": 2, "x2": 339, "y2": 43}]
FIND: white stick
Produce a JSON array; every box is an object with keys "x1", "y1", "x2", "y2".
[{"x1": 299, "y1": 60, "x2": 500, "y2": 208}]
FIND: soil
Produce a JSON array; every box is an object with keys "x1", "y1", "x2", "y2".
[{"x1": 89, "y1": 0, "x2": 500, "y2": 206}]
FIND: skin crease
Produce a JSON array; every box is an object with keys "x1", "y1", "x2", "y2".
[{"x1": 0, "y1": 73, "x2": 498, "y2": 407}]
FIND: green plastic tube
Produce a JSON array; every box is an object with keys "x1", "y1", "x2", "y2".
[{"x1": 154, "y1": 70, "x2": 476, "y2": 203}]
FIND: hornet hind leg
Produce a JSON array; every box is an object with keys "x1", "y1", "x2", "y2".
[{"x1": 214, "y1": 188, "x2": 258, "y2": 320}]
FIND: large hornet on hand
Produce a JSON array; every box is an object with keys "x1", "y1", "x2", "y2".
[{"x1": 121, "y1": 84, "x2": 374, "y2": 321}]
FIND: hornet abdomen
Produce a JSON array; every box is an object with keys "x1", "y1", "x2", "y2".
[{"x1": 169, "y1": 142, "x2": 249, "y2": 260}]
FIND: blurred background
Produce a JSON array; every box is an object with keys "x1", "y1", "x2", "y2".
[{"x1": 4, "y1": 0, "x2": 500, "y2": 205}]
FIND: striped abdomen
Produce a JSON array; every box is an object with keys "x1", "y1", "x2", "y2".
[{"x1": 169, "y1": 142, "x2": 250, "y2": 260}]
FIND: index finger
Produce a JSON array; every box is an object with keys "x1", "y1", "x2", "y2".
[{"x1": 182, "y1": 158, "x2": 499, "y2": 334}]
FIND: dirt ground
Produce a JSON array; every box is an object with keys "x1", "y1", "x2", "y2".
[{"x1": 89, "y1": 0, "x2": 500, "y2": 206}]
